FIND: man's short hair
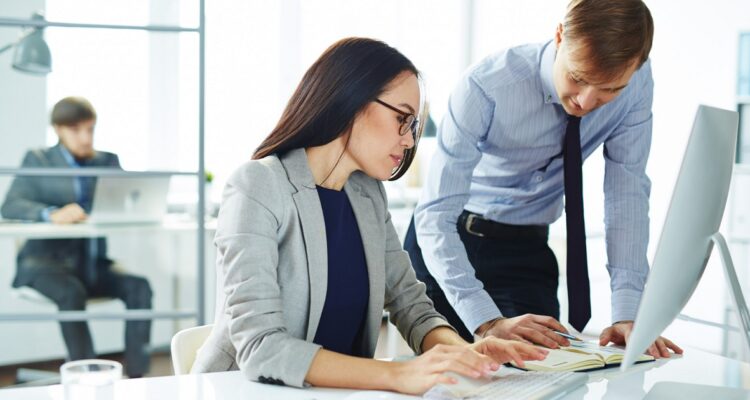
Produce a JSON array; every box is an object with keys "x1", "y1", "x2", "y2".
[
  {"x1": 564, "y1": 0, "x2": 654, "y2": 81},
  {"x1": 50, "y1": 96, "x2": 97, "y2": 126}
]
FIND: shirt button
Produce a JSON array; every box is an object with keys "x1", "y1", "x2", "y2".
[{"x1": 535, "y1": 176, "x2": 543, "y2": 182}]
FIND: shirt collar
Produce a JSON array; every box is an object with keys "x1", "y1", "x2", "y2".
[
  {"x1": 539, "y1": 40, "x2": 560, "y2": 105},
  {"x1": 57, "y1": 144, "x2": 81, "y2": 167}
]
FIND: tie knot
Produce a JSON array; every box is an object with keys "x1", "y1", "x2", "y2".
[{"x1": 567, "y1": 114, "x2": 581, "y2": 122}]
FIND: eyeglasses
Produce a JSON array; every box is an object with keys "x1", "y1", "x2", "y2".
[{"x1": 374, "y1": 99, "x2": 419, "y2": 141}]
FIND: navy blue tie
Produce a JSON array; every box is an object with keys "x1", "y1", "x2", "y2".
[
  {"x1": 564, "y1": 115, "x2": 591, "y2": 332},
  {"x1": 76, "y1": 159, "x2": 98, "y2": 287}
]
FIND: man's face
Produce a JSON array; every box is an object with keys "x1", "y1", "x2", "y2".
[
  {"x1": 552, "y1": 25, "x2": 638, "y2": 117},
  {"x1": 55, "y1": 119, "x2": 95, "y2": 160}
]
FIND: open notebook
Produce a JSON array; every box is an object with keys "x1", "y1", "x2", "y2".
[{"x1": 514, "y1": 341, "x2": 655, "y2": 372}]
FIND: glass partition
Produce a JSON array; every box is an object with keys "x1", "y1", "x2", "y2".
[
  {"x1": 0, "y1": 0, "x2": 206, "y2": 384},
  {"x1": 0, "y1": 173, "x2": 212, "y2": 373},
  {"x1": 0, "y1": 28, "x2": 200, "y2": 172},
  {"x1": 2, "y1": 0, "x2": 199, "y2": 30}
]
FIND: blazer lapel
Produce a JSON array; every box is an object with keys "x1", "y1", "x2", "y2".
[
  {"x1": 47, "y1": 145, "x2": 78, "y2": 204},
  {"x1": 344, "y1": 175, "x2": 385, "y2": 352},
  {"x1": 280, "y1": 149, "x2": 329, "y2": 341}
]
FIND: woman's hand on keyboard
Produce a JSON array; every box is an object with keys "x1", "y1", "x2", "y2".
[
  {"x1": 388, "y1": 339, "x2": 547, "y2": 395},
  {"x1": 389, "y1": 343, "x2": 502, "y2": 395}
]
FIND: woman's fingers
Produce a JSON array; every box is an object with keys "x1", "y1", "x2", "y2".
[
  {"x1": 428, "y1": 339, "x2": 548, "y2": 383},
  {"x1": 479, "y1": 338, "x2": 546, "y2": 367},
  {"x1": 500, "y1": 343, "x2": 526, "y2": 367},
  {"x1": 451, "y1": 348, "x2": 498, "y2": 375},
  {"x1": 435, "y1": 373, "x2": 457, "y2": 386},
  {"x1": 428, "y1": 345, "x2": 495, "y2": 377},
  {"x1": 432, "y1": 357, "x2": 491, "y2": 379},
  {"x1": 512, "y1": 342, "x2": 548, "y2": 360}
]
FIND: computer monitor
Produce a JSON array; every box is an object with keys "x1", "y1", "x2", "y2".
[{"x1": 621, "y1": 105, "x2": 746, "y2": 369}]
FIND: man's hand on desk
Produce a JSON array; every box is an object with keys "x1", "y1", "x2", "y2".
[
  {"x1": 476, "y1": 314, "x2": 571, "y2": 349},
  {"x1": 49, "y1": 203, "x2": 88, "y2": 224},
  {"x1": 599, "y1": 320, "x2": 684, "y2": 359}
]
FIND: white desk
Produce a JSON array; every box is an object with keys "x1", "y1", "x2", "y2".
[
  {"x1": 0, "y1": 215, "x2": 216, "y2": 240},
  {"x1": 1, "y1": 347, "x2": 747, "y2": 399}
]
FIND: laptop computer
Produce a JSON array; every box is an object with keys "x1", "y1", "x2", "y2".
[{"x1": 87, "y1": 177, "x2": 170, "y2": 224}]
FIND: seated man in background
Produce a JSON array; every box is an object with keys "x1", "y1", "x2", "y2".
[{"x1": 1, "y1": 96, "x2": 152, "y2": 378}]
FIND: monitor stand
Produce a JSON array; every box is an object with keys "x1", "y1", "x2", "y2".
[{"x1": 711, "y1": 232, "x2": 750, "y2": 351}]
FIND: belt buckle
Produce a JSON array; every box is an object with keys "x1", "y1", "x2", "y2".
[{"x1": 465, "y1": 213, "x2": 486, "y2": 237}]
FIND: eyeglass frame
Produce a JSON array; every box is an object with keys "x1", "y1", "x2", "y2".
[{"x1": 374, "y1": 98, "x2": 420, "y2": 141}]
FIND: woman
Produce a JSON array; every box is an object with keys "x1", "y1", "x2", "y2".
[{"x1": 192, "y1": 37, "x2": 547, "y2": 395}]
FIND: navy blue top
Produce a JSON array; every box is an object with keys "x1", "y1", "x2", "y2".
[{"x1": 312, "y1": 186, "x2": 370, "y2": 356}]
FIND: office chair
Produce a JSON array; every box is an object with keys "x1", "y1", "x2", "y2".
[{"x1": 171, "y1": 324, "x2": 214, "y2": 375}]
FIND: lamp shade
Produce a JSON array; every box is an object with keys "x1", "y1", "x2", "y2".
[{"x1": 12, "y1": 29, "x2": 51, "y2": 75}]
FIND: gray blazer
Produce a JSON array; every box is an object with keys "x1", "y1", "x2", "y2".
[
  {"x1": 192, "y1": 148, "x2": 451, "y2": 388},
  {"x1": 1, "y1": 145, "x2": 120, "y2": 287}
]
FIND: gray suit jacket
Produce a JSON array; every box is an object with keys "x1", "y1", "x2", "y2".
[
  {"x1": 192, "y1": 148, "x2": 451, "y2": 388},
  {"x1": 1, "y1": 145, "x2": 120, "y2": 287}
]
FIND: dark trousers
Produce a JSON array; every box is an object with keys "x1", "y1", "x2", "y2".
[
  {"x1": 27, "y1": 268, "x2": 153, "y2": 377},
  {"x1": 404, "y1": 212, "x2": 559, "y2": 342}
]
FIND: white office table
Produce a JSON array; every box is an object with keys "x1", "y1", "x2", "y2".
[
  {"x1": 1, "y1": 347, "x2": 747, "y2": 399},
  {"x1": 0, "y1": 215, "x2": 216, "y2": 240}
]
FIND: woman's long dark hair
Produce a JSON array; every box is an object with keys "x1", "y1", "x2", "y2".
[{"x1": 252, "y1": 37, "x2": 423, "y2": 180}]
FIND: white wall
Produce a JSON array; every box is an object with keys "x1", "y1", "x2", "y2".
[
  {"x1": 203, "y1": 0, "x2": 467, "y2": 200},
  {"x1": 0, "y1": 1, "x2": 47, "y2": 180}
]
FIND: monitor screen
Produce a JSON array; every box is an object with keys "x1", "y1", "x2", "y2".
[{"x1": 622, "y1": 105, "x2": 740, "y2": 368}]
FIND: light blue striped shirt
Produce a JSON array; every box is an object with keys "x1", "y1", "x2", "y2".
[{"x1": 414, "y1": 41, "x2": 652, "y2": 334}]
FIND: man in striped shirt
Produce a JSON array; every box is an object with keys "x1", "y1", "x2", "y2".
[{"x1": 405, "y1": 0, "x2": 681, "y2": 359}]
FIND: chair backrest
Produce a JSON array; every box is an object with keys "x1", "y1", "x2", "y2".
[{"x1": 171, "y1": 324, "x2": 213, "y2": 375}]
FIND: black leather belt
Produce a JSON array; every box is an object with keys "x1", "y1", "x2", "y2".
[{"x1": 458, "y1": 211, "x2": 549, "y2": 240}]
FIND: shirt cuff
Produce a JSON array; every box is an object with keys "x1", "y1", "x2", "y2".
[
  {"x1": 452, "y1": 290, "x2": 503, "y2": 335},
  {"x1": 611, "y1": 288, "x2": 643, "y2": 323},
  {"x1": 40, "y1": 206, "x2": 57, "y2": 222}
]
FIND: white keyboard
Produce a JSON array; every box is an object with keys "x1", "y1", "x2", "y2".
[{"x1": 425, "y1": 368, "x2": 588, "y2": 400}]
